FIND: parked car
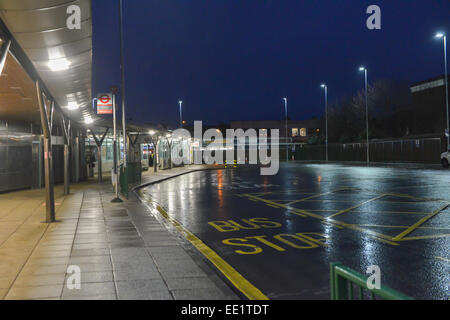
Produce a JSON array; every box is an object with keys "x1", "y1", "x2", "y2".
[{"x1": 441, "y1": 151, "x2": 449, "y2": 168}]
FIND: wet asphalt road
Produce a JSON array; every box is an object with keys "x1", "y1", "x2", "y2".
[{"x1": 141, "y1": 163, "x2": 449, "y2": 300}]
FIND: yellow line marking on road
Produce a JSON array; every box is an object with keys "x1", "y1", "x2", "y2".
[
  {"x1": 154, "y1": 206, "x2": 268, "y2": 300},
  {"x1": 300, "y1": 209, "x2": 339, "y2": 212},
  {"x1": 376, "y1": 201, "x2": 431, "y2": 204},
  {"x1": 297, "y1": 199, "x2": 360, "y2": 203},
  {"x1": 398, "y1": 234, "x2": 450, "y2": 241},
  {"x1": 265, "y1": 199, "x2": 308, "y2": 203},
  {"x1": 392, "y1": 202, "x2": 450, "y2": 241},
  {"x1": 341, "y1": 187, "x2": 442, "y2": 203},
  {"x1": 382, "y1": 192, "x2": 440, "y2": 202},
  {"x1": 351, "y1": 210, "x2": 430, "y2": 215},
  {"x1": 287, "y1": 209, "x2": 307, "y2": 217},
  {"x1": 242, "y1": 187, "x2": 450, "y2": 245},
  {"x1": 284, "y1": 188, "x2": 349, "y2": 206},
  {"x1": 327, "y1": 195, "x2": 385, "y2": 218},
  {"x1": 435, "y1": 256, "x2": 450, "y2": 263},
  {"x1": 243, "y1": 193, "x2": 399, "y2": 246},
  {"x1": 302, "y1": 199, "x2": 440, "y2": 204},
  {"x1": 246, "y1": 192, "x2": 274, "y2": 197},
  {"x1": 250, "y1": 189, "x2": 316, "y2": 195},
  {"x1": 356, "y1": 224, "x2": 450, "y2": 230}
]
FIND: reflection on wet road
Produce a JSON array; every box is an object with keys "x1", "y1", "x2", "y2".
[{"x1": 140, "y1": 163, "x2": 450, "y2": 299}]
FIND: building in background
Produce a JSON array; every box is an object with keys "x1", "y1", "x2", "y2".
[
  {"x1": 410, "y1": 75, "x2": 449, "y2": 135},
  {"x1": 230, "y1": 119, "x2": 322, "y2": 143}
]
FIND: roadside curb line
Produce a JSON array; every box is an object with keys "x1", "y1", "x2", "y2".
[
  {"x1": 133, "y1": 166, "x2": 269, "y2": 300},
  {"x1": 132, "y1": 166, "x2": 228, "y2": 191}
]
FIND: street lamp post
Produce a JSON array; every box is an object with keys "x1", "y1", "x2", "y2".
[
  {"x1": 435, "y1": 33, "x2": 449, "y2": 150},
  {"x1": 283, "y1": 97, "x2": 288, "y2": 162},
  {"x1": 321, "y1": 84, "x2": 328, "y2": 161},
  {"x1": 111, "y1": 90, "x2": 122, "y2": 203},
  {"x1": 119, "y1": 0, "x2": 127, "y2": 169},
  {"x1": 359, "y1": 66, "x2": 369, "y2": 165},
  {"x1": 179, "y1": 100, "x2": 183, "y2": 128}
]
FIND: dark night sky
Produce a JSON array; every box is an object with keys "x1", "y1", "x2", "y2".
[{"x1": 92, "y1": 0, "x2": 450, "y2": 128}]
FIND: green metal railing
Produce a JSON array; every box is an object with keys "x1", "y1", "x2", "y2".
[{"x1": 330, "y1": 263, "x2": 413, "y2": 300}]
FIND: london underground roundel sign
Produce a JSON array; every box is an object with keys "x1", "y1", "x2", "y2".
[{"x1": 97, "y1": 93, "x2": 113, "y2": 115}]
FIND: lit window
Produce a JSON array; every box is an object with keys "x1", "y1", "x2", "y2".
[
  {"x1": 292, "y1": 128, "x2": 299, "y2": 137},
  {"x1": 300, "y1": 128, "x2": 306, "y2": 137}
]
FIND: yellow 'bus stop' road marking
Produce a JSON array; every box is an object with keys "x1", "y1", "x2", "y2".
[
  {"x1": 153, "y1": 205, "x2": 269, "y2": 300},
  {"x1": 241, "y1": 193, "x2": 399, "y2": 246}
]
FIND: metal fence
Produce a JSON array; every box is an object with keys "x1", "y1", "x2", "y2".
[
  {"x1": 293, "y1": 137, "x2": 443, "y2": 164},
  {"x1": 330, "y1": 263, "x2": 413, "y2": 300},
  {"x1": 119, "y1": 162, "x2": 142, "y2": 199}
]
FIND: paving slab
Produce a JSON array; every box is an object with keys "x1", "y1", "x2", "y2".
[
  {"x1": 5, "y1": 284, "x2": 63, "y2": 300},
  {"x1": 116, "y1": 279, "x2": 172, "y2": 300},
  {"x1": 0, "y1": 165, "x2": 238, "y2": 300},
  {"x1": 171, "y1": 288, "x2": 236, "y2": 300},
  {"x1": 61, "y1": 282, "x2": 116, "y2": 298}
]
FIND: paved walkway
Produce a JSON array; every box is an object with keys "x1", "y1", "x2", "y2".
[{"x1": 0, "y1": 165, "x2": 236, "y2": 300}]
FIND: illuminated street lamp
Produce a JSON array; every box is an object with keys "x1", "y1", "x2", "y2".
[
  {"x1": 435, "y1": 32, "x2": 449, "y2": 150},
  {"x1": 321, "y1": 84, "x2": 328, "y2": 161},
  {"x1": 359, "y1": 66, "x2": 369, "y2": 165},
  {"x1": 283, "y1": 97, "x2": 288, "y2": 162}
]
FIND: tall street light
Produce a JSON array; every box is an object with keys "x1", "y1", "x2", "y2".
[
  {"x1": 283, "y1": 97, "x2": 288, "y2": 162},
  {"x1": 359, "y1": 66, "x2": 369, "y2": 165},
  {"x1": 179, "y1": 100, "x2": 183, "y2": 128},
  {"x1": 119, "y1": 0, "x2": 127, "y2": 168},
  {"x1": 435, "y1": 32, "x2": 449, "y2": 151},
  {"x1": 321, "y1": 84, "x2": 328, "y2": 161}
]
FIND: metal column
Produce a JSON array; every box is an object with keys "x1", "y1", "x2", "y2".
[
  {"x1": 119, "y1": 0, "x2": 127, "y2": 168},
  {"x1": 61, "y1": 118, "x2": 71, "y2": 195},
  {"x1": 443, "y1": 36, "x2": 449, "y2": 150},
  {"x1": 284, "y1": 98, "x2": 288, "y2": 162},
  {"x1": 36, "y1": 81, "x2": 55, "y2": 223},
  {"x1": 111, "y1": 91, "x2": 122, "y2": 202},
  {"x1": 324, "y1": 86, "x2": 328, "y2": 162},
  {"x1": 97, "y1": 144, "x2": 102, "y2": 182},
  {"x1": 74, "y1": 134, "x2": 80, "y2": 183},
  {"x1": 364, "y1": 69, "x2": 369, "y2": 165},
  {"x1": 151, "y1": 135, "x2": 158, "y2": 173}
]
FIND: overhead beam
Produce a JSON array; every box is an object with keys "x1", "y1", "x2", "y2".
[
  {"x1": 89, "y1": 128, "x2": 109, "y2": 183},
  {"x1": 0, "y1": 39, "x2": 11, "y2": 76},
  {"x1": 127, "y1": 132, "x2": 140, "y2": 146}
]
